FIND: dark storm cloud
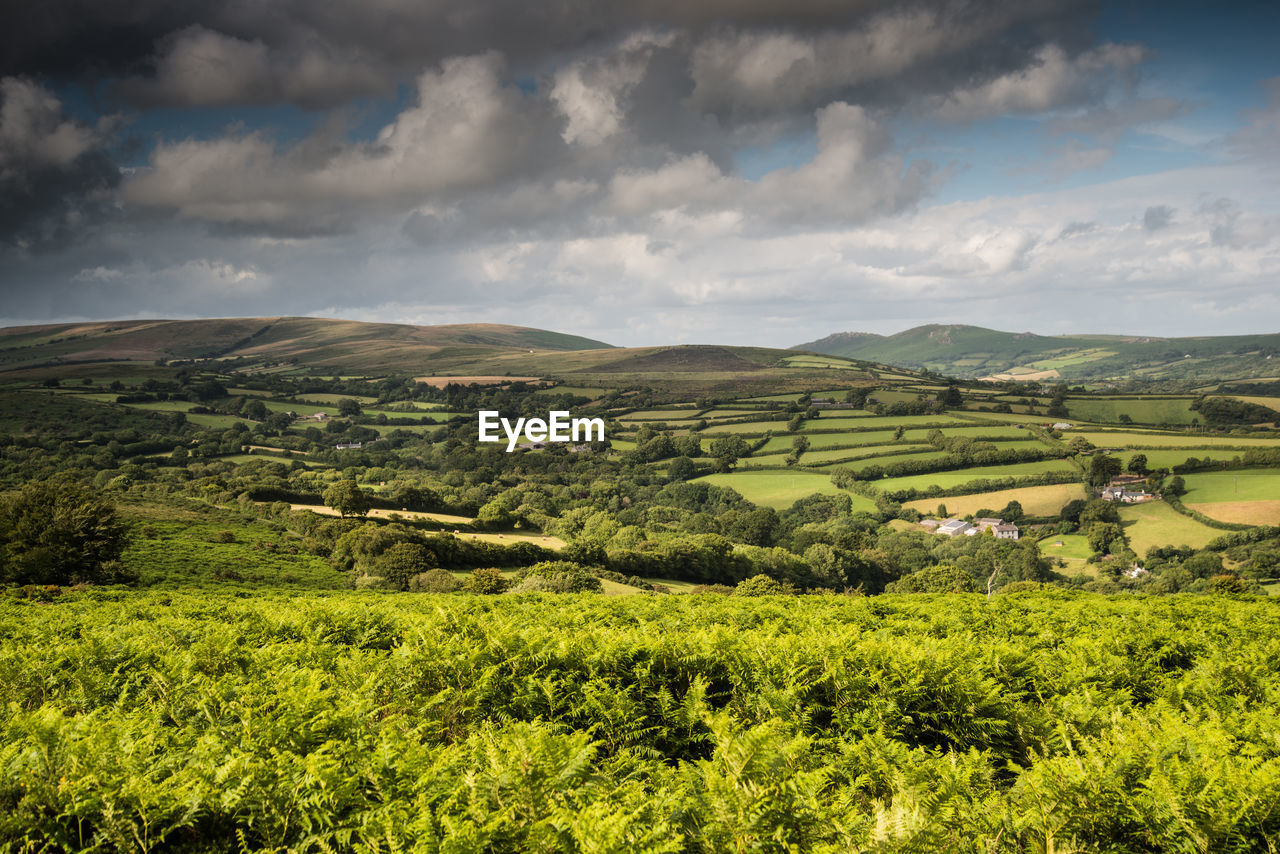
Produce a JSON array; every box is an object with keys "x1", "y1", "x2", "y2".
[
  {"x1": 1142, "y1": 204, "x2": 1174, "y2": 231},
  {"x1": 4, "y1": 0, "x2": 1094, "y2": 114},
  {"x1": 0, "y1": 78, "x2": 120, "y2": 251}
]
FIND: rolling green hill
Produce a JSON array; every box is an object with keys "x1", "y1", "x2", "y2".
[
  {"x1": 0, "y1": 317, "x2": 898, "y2": 398},
  {"x1": 795, "y1": 324, "x2": 1280, "y2": 385},
  {"x1": 0, "y1": 317, "x2": 614, "y2": 375}
]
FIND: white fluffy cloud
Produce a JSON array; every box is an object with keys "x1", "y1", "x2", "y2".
[{"x1": 122, "y1": 54, "x2": 536, "y2": 232}]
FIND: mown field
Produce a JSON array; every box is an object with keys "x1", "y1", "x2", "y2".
[
  {"x1": 1119, "y1": 501, "x2": 1224, "y2": 555},
  {"x1": 903, "y1": 483, "x2": 1088, "y2": 518},
  {"x1": 4, "y1": 591, "x2": 1280, "y2": 852}
]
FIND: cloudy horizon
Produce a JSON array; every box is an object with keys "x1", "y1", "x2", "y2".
[{"x1": 0, "y1": 0, "x2": 1277, "y2": 348}]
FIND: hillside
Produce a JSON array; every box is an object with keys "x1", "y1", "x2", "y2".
[
  {"x1": 796, "y1": 324, "x2": 1280, "y2": 385},
  {"x1": 0, "y1": 317, "x2": 614, "y2": 375}
]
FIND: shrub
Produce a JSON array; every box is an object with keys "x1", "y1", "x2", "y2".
[
  {"x1": 0, "y1": 480, "x2": 130, "y2": 586},
  {"x1": 734, "y1": 574, "x2": 788, "y2": 596},
  {"x1": 378, "y1": 542, "x2": 436, "y2": 590},
  {"x1": 513, "y1": 561, "x2": 602, "y2": 593},
  {"x1": 408, "y1": 568, "x2": 461, "y2": 593},
  {"x1": 465, "y1": 567, "x2": 510, "y2": 594}
]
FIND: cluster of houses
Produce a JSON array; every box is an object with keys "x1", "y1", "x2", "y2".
[
  {"x1": 1101, "y1": 484, "x2": 1155, "y2": 503},
  {"x1": 920, "y1": 517, "x2": 1020, "y2": 540}
]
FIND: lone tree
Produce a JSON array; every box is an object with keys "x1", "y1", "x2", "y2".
[
  {"x1": 0, "y1": 481, "x2": 129, "y2": 585},
  {"x1": 324, "y1": 479, "x2": 372, "y2": 518}
]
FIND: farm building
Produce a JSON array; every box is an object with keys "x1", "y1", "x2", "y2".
[
  {"x1": 994, "y1": 523, "x2": 1020, "y2": 540},
  {"x1": 335, "y1": 442, "x2": 363, "y2": 450},
  {"x1": 938, "y1": 519, "x2": 974, "y2": 537},
  {"x1": 1101, "y1": 486, "x2": 1154, "y2": 503}
]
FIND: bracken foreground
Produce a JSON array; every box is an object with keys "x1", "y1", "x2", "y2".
[{"x1": 3, "y1": 590, "x2": 1280, "y2": 852}]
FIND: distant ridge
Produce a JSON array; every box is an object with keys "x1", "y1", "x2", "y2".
[
  {"x1": 794, "y1": 324, "x2": 1280, "y2": 384},
  {"x1": 0, "y1": 317, "x2": 614, "y2": 374}
]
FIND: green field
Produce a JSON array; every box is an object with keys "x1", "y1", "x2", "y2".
[
  {"x1": 960, "y1": 411, "x2": 1060, "y2": 424},
  {"x1": 1065, "y1": 397, "x2": 1199, "y2": 425},
  {"x1": 801, "y1": 443, "x2": 933, "y2": 464},
  {"x1": 840, "y1": 449, "x2": 952, "y2": 472},
  {"x1": 1073, "y1": 431, "x2": 1280, "y2": 449},
  {"x1": 1181, "y1": 469, "x2": 1280, "y2": 502},
  {"x1": 875, "y1": 459, "x2": 1077, "y2": 493},
  {"x1": 1119, "y1": 501, "x2": 1223, "y2": 555},
  {"x1": 1117, "y1": 448, "x2": 1249, "y2": 470},
  {"x1": 904, "y1": 483, "x2": 1088, "y2": 518},
  {"x1": 693, "y1": 470, "x2": 878, "y2": 512},
  {"x1": 621, "y1": 408, "x2": 701, "y2": 420},
  {"x1": 700, "y1": 419, "x2": 793, "y2": 434},
  {"x1": 1041, "y1": 533, "x2": 1095, "y2": 568},
  {"x1": 736, "y1": 452, "x2": 794, "y2": 468},
  {"x1": 803, "y1": 414, "x2": 971, "y2": 431}
]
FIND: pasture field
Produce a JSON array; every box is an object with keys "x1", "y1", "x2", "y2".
[
  {"x1": 1065, "y1": 397, "x2": 1199, "y2": 425},
  {"x1": 699, "y1": 419, "x2": 793, "y2": 434},
  {"x1": 839, "y1": 449, "x2": 952, "y2": 472},
  {"x1": 904, "y1": 483, "x2": 1088, "y2": 517},
  {"x1": 1072, "y1": 431, "x2": 1280, "y2": 449},
  {"x1": 737, "y1": 452, "x2": 795, "y2": 468},
  {"x1": 874, "y1": 459, "x2": 1078, "y2": 493},
  {"x1": 1211, "y1": 394, "x2": 1280, "y2": 412},
  {"x1": 1118, "y1": 501, "x2": 1223, "y2": 555},
  {"x1": 1180, "y1": 468, "x2": 1280, "y2": 503},
  {"x1": 363, "y1": 423, "x2": 443, "y2": 435},
  {"x1": 531, "y1": 386, "x2": 607, "y2": 397},
  {"x1": 700, "y1": 408, "x2": 771, "y2": 418},
  {"x1": 1041, "y1": 534, "x2": 1095, "y2": 572},
  {"x1": 184, "y1": 412, "x2": 255, "y2": 428},
  {"x1": 960, "y1": 411, "x2": 1061, "y2": 424},
  {"x1": 213, "y1": 454, "x2": 329, "y2": 468},
  {"x1": 803, "y1": 414, "x2": 971, "y2": 431},
  {"x1": 621, "y1": 408, "x2": 700, "y2": 420},
  {"x1": 800, "y1": 443, "x2": 934, "y2": 464},
  {"x1": 289, "y1": 393, "x2": 379, "y2": 404},
  {"x1": 782, "y1": 354, "x2": 860, "y2": 369},
  {"x1": 284, "y1": 504, "x2": 473, "y2": 526},
  {"x1": 802, "y1": 429, "x2": 902, "y2": 449},
  {"x1": 4, "y1": 592, "x2": 1279, "y2": 851},
  {"x1": 1117, "y1": 448, "x2": 1249, "y2": 470},
  {"x1": 693, "y1": 470, "x2": 878, "y2": 512},
  {"x1": 1181, "y1": 469, "x2": 1280, "y2": 526},
  {"x1": 1185, "y1": 500, "x2": 1280, "y2": 526},
  {"x1": 907, "y1": 425, "x2": 1031, "y2": 440}
]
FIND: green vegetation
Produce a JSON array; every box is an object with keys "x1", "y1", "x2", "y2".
[
  {"x1": 1119, "y1": 501, "x2": 1224, "y2": 555},
  {"x1": 875, "y1": 459, "x2": 1078, "y2": 493},
  {"x1": 693, "y1": 470, "x2": 877, "y2": 512},
  {"x1": 6, "y1": 592, "x2": 1280, "y2": 850},
  {"x1": 6, "y1": 316, "x2": 1280, "y2": 849},
  {"x1": 798, "y1": 323, "x2": 1280, "y2": 385},
  {"x1": 1181, "y1": 468, "x2": 1280, "y2": 503}
]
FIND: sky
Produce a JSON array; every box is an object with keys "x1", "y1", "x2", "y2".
[{"x1": 0, "y1": 0, "x2": 1277, "y2": 348}]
